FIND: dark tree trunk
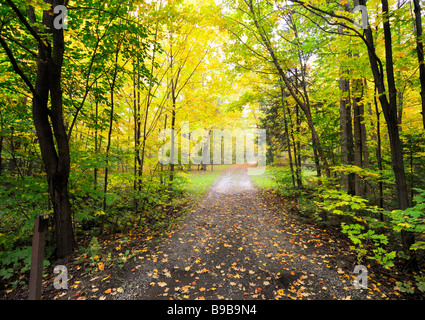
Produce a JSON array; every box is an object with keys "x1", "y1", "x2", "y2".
[
  {"x1": 338, "y1": 0, "x2": 355, "y2": 195},
  {"x1": 102, "y1": 42, "x2": 121, "y2": 234},
  {"x1": 359, "y1": 0, "x2": 416, "y2": 269},
  {"x1": 413, "y1": 0, "x2": 425, "y2": 130},
  {"x1": 32, "y1": 2, "x2": 74, "y2": 257},
  {"x1": 353, "y1": 78, "x2": 369, "y2": 196},
  {"x1": 280, "y1": 83, "x2": 295, "y2": 187},
  {"x1": 1, "y1": 0, "x2": 75, "y2": 257}
]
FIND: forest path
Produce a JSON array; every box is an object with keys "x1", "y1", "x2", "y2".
[{"x1": 115, "y1": 165, "x2": 369, "y2": 300}]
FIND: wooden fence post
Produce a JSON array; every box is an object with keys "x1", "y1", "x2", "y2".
[{"x1": 28, "y1": 214, "x2": 49, "y2": 300}]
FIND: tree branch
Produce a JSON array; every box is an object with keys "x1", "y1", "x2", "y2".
[
  {"x1": 4, "y1": 0, "x2": 47, "y2": 49},
  {"x1": 0, "y1": 36, "x2": 38, "y2": 100}
]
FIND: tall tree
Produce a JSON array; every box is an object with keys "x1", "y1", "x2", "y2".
[
  {"x1": 288, "y1": 0, "x2": 417, "y2": 267},
  {"x1": 0, "y1": 0, "x2": 75, "y2": 257},
  {"x1": 225, "y1": 0, "x2": 332, "y2": 177},
  {"x1": 337, "y1": 2, "x2": 355, "y2": 195},
  {"x1": 412, "y1": 0, "x2": 425, "y2": 130}
]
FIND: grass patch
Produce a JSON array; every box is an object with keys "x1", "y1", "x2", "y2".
[
  {"x1": 183, "y1": 164, "x2": 233, "y2": 199},
  {"x1": 250, "y1": 167, "x2": 279, "y2": 190}
]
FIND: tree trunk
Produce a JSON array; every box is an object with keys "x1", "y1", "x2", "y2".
[
  {"x1": 1, "y1": 1, "x2": 76, "y2": 257},
  {"x1": 280, "y1": 83, "x2": 295, "y2": 187},
  {"x1": 341, "y1": 77, "x2": 355, "y2": 195},
  {"x1": 32, "y1": 2, "x2": 74, "y2": 257},
  {"x1": 169, "y1": 30, "x2": 176, "y2": 186},
  {"x1": 133, "y1": 58, "x2": 141, "y2": 214},
  {"x1": 338, "y1": 2, "x2": 355, "y2": 195},
  {"x1": 295, "y1": 105, "x2": 302, "y2": 187},
  {"x1": 353, "y1": 78, "x2": 367, "y2": 196},
  {"x1": 169, "y1": 104, "x2": 176, "y2": 184},
  {"x1": 359, "y1": 0, "x2": 416, "y2": 268},
  {"x1": 94, "y1": 94, "x2": 98, "y2": 191},
  {"x1": 413, "y1": 0, "x2": 425, "y2": 130},
  {"x1": 374, "y1": 87, "x2": 384, "y2": 214},
  {"x1": 0, "y1": 104, "x2": 3, "y2": 176},
  {"x1": 101, "y1": 40, "x2": 120, "y2": 234}
]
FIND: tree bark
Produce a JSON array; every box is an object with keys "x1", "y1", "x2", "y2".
[
  {"x1": 413, "y1": 0, "x2": 425, "y2": 130},
  {"x1": 101, "y1": 39, "x2": 121, "y2": 234},
  {"x1": 339, "y1": 74, "x2": 355, "y2": 195},
  {"x1": 287, "y1": 105, "x2": 302, "y2": 187},
  {"x1": 280, "y1": 83, "x2": 295, "y2": 187},
  {"x1": 353, "y1": 78, "x2": 369, "y2": 196},
  {"x1": 338, "y1": 2, "x2": 355, "y2": 195},
  {"x1": 31, "y1": 1, "x2": 75, "y2": 257},
  {"x1": 359, "y1": 0, "x2": 416, "y2": 268}
]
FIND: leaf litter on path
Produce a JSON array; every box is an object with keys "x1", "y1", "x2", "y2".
[{"x1": 45, "y1": 165, "x2": 405, "y2": 300}]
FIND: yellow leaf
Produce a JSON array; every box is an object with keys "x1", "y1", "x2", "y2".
[
  {"x1": 101, "y1": 274, "x2": 111, "y2": 281},
  {"x1": 94, "y1": 210, "x2": 105, "y2": 216}
]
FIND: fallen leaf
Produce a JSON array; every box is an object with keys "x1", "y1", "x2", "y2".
[{"x1": 101, "y1": 274, "x2": 111, "y2": 282}]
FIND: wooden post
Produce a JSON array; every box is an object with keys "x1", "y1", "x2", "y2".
[{"x1": 28, "y1": 214, "x2": 49, "y2": 300}]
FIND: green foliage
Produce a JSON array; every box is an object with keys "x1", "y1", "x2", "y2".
[
  {"x1": 0, "y1": 173, "x2": 52, "y2": 284},
  {"x1": 388, "y1": 188, "x2": 425, "y2": 251},
  {"x1": 341, "y1": 223, "x2": 395, "y2": 267},
  {"x1": 0, "y1": 245, "x2": 50, "y2": 287},
  {"x1": 396, "y1": 281, "x2": 415, "y2": 294}
]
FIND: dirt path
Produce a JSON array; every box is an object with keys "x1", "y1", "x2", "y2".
[{"x1": 115, "y1": 165, "x2": 374, "y2": 300}]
